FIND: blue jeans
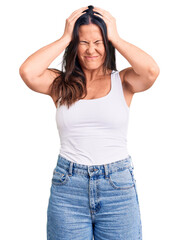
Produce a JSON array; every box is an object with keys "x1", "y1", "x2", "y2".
[{"x1": 47, "y1": 154, "x2": 142, "y2": 240}]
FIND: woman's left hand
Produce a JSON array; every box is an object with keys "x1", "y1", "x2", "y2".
[{"x1": 93, "y1": 7, "x2": 120, "y2": 43}]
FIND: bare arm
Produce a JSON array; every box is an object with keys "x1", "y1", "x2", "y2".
[
  {"x1": 19, "y1": 36, "x2": 71, "y2": 96},
  {"x1": 19, "y1": 35, "x2": 71, "y2": 78},
  {"x1": 19, "y1": 6, "x2": 88, "y2": 96},
  {"x1": 19, "y1": 37, "x2": 69, "y2": 95},
  {"x1": 112, "y1": 37, "x2": 160, "y2": 93},
  {"x1": 94, "y1": 6, "x2": 160, "y2": 94}
]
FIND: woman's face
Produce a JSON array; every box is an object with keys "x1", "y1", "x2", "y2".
[{"x1": 77, "y1": 24, "x2": 106, "y2": 71}]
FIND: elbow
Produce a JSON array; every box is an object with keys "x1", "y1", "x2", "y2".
[
  {"x1": 19, "y1": 64, "x2": 34, "y2": 79},
  {"x1": 19, "y1": 64, "x2": 28, "y2": 78},
  {"x1": 19, "y1": 65, "x2": 32, "y2": 84},
  {"x1": 148, "y1": 65, "x2": 160, "y2": 82}
]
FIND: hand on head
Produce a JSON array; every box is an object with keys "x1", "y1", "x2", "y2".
[{"x1": 62, "y1": 6, "x2": 103, "y2": 42}]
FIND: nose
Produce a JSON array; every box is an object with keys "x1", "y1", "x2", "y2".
[{"x1": 86, "y1": 43, "x2": 96, "y2": 54}]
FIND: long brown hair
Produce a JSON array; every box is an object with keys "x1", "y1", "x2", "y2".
[{"x1": 49, "y1": 5, "x2": 117, "y2": 109}]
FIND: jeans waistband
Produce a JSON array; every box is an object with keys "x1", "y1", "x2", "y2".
[{"x1": 56, "y1": 154, "x2": 134, "y2": 179}]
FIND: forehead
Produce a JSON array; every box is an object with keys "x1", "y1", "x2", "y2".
[{"x1": 78, "y1": 24, "x2": 102, "y2": 40}]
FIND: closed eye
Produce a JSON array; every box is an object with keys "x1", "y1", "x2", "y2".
[
  {"x1": 94, "y1": 40, "x2": 103, "y2": 43},
  {"x1": 79, "y1": 40, "x2": 103, "y2": 45},
  {"x1": 79, "y1": 41, "x2": 89, "y2": 45}
]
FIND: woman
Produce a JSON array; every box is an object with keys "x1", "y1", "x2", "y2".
[{"x1": 19, "y1": 5, "x2": 159, "y2": 240}]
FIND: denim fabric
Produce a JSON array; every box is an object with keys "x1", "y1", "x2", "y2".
[{"x1": 47, "y1": 154, "x2": 142, "y2": 240}]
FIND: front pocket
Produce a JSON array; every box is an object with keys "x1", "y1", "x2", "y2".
[
  {"x1": 51, "y1": 165, "x2": 69, "y2": 186},
  {"x1": 109, "y1": 167, "x2": 135, "y2": 190}
]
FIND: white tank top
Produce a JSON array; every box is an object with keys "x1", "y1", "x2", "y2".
[{"x1": 56, "y1": 70, "x2": 130, "y2": 166}]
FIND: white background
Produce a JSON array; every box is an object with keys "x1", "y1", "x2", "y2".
[{"x1": 1, "y1": 0, "x2": 179, "y2": 239}]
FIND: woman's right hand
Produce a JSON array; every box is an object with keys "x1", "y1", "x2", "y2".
[{"x1": 62, "y1": 6, "x2": 88, "y2": 42}]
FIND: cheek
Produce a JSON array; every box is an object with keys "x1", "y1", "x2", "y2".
[
  {"x1": 77, "y1": 48, "x2": 85, "y2": 59},
  {"x1": 99, "y1": 46, "x2": 106, "y2": 56},
  {"x1": 101, "y1": 49, "x2": 106, "y2": 59}
]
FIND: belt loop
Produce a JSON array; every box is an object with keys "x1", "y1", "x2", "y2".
[
  {"x1": 127, "y1": 155, "x2": 132, "y2": 168},
  {"x1": 131, "y1": 159, "x2": 134, "y2": 169},
  {"x1": 130, "y1": 157, "x2": 134, "y2": 170},
  {"x1": 104, "y1": 164, "x2": 109, "y2": 179},
  {"x1": 68, "y1": 162, "x2": 73, "y2": 176}
]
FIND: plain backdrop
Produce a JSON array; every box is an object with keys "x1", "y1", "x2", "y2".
[{"x1": 1, "y1": 0, "x2": 179, "y2": 239}]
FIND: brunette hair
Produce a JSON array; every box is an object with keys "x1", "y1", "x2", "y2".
[{"x1": 49, "y1": 5, "x2": 117, "y2": 108}]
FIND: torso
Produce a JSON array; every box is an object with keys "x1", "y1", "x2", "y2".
[{"x1": 51, "y1": 70, "x2": 134, "y2": 108}]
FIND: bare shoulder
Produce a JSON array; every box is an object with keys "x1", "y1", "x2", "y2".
[
  {"x1": 119, "y1": 68, "x2": 135, "y2": 93},
  {"x1": 19, "y1": 66, "x2": 62, "y2": 101},
  {"x1": 118, "y1": 68, "x2": 135, "y2": 108},
  {"x1": 45, "y1": 68, "x2": 62, "y2": 107},
  {"x1": 118, "y1": 68, "x2": 126, "y2": 84}
]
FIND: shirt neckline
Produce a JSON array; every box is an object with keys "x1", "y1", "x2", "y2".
[{"x1": 78, "y1": 70, "x2": 115, "y2": 102}]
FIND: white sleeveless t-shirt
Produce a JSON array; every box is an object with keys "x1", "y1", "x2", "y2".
[{"x1": 55, "y1": 70, "x2": 130, "y2": 166}]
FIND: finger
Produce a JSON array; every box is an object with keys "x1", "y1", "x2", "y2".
[
  {"x1": 72, "y1": 6, "x2": 88, "y2": 14},
  {"x1": 93, "y1": 7, "x2": 110, "y2": 17},
  {"x1": 93, "y1": 9, "x2": 111, "y2": 22},
  {"x1": 93, "y1": 12, "x2": 103, "y2": 18},
  {"x1": 93, "y1": 6, "x2": 107, "y2": 14},
  {"x1": 69, "y1": 6, "x2": 88, "y2": 18},
  {"x1": 93, "y1": 8, "x2": 104, "y2": 18},
  {"x1": 70, "y1": 10, "x2": 87, "y2": 22},
  {"x1": 69, "y1": 7, "x2": 88, "y2": 21},
  {"x1": 94, "y1": 12, "x2": 111, "y2": 23}
]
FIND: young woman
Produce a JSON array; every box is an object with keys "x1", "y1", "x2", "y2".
[{"x1": 19, "y1": 5, "x2": 159, "y2": 240}]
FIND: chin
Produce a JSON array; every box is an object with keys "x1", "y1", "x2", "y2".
[
  {"x1": 81, "y1": 62, "x2": 104, "y2": 70},
  {"x1": 83, "y1": 66, "x2": 102, "y2": 71}
]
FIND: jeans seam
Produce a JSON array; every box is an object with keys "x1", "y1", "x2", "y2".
[
  {"x1": 108, "y1": 167, "x2": 135, "y2": 190},
  {"x1": 52, "y1": 172, "x2": 70, "y2": 186}
]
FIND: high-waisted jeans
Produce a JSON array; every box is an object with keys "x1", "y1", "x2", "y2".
[{"x1": 47, "y1": 154, "x2": 142, "y2": 240}]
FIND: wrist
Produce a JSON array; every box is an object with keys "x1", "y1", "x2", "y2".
[
  {"x1": 110, "y1": 34, "x2": 122, "y2": 47},
  {"x1": 61, "y1": 34, "x2": 71, "y2": 44}
]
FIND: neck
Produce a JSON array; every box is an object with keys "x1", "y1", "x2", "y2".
[{"x1": 82, "y1": 68, "x2": 112, "y2": 82}]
